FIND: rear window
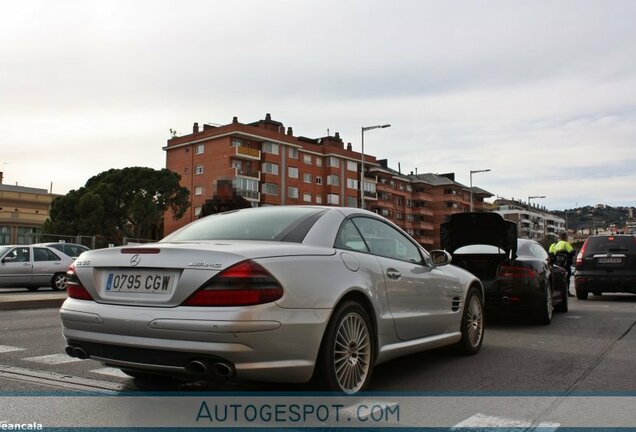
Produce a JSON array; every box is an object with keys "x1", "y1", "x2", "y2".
[
  {"x1": 161, "y1": 207, "x2": 325, "y2": 242},
  {"x1": 585, "y1": 236, "x2": 636, "y2": 254}
]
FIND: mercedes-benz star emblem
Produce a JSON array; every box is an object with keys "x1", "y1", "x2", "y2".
[{"x1": 130, "y1": 255, "x2": 141, "y2": 266}]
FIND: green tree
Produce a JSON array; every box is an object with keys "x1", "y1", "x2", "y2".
[{"x1": 44, "y1": 167, "x2": 190, "y2": 245}]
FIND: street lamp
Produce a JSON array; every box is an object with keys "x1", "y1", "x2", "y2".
[
  {"x1": 360, "y1": 124, "x2": 391, "y2": 209},
  {"x1": 469, "y1": 169, "x2": 491, "y2": 212}
]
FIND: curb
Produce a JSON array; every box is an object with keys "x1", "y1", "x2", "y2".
[{"x1": 0, "y1": 295, "x2": 67, "y2": 311}]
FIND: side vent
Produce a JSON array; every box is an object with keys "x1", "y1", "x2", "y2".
[{"x1": 452, "y1": 296, "x2": 461, "y2": 312}]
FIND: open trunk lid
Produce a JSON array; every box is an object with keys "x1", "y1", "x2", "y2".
[{"x1": 440, "y1": 212, "x2": 518, "y2": 257}]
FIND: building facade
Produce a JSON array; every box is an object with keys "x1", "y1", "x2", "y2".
[
  {"x1": 493, "y1": 198, "x2": 566, "y2": 241},
  {"x1": 164, "y1": 114, "x2": 493, "y2": 249},
  {"x1": 0, "y1": 173, "x2": 58, "y2": 245}
]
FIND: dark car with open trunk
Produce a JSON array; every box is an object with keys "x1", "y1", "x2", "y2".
[{"x1": 441, "y1": 212, "x2": 568, "y2": 324}]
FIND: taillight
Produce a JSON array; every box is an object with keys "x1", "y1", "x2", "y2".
[
  {"x1": 576, "y1": 238, "x2": 589, "y2": 266},
  {"x1": 66, "y1": 264, "x2": 94, "y2": 301},
  {"x1": 498, "y1": 264, "x2": 537, "y2": 278},
  {"x1": 182, "y1": 260, "x2": 283, "y2": 306}
]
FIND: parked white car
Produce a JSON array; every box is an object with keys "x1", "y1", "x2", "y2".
[{"x1": 0, "y1": 245, "x2": 74, "y2": 291}]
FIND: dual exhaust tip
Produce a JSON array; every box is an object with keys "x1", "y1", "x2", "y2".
[{"x1": 65, "y1": 345, "x2": 235, "y2": 380}]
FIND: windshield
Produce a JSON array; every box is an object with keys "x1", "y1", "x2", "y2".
[
  {"x1": 586, "y1": 236, "x2": 636, "y2": 254},
  {"x1": 161, "y1": 207, "x2": 325, "y2": 242},
  {"x1": 0, "y1": 246, "x2": 10, "y2": 257}
]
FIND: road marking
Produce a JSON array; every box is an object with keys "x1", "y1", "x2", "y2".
[
  {"x1": 565, "y1": 315, "x2": 582, "y2": 319},
  {"x1": 0, "y1": 364, "x2": 123, "y2": 393},
  {"x1": 452, "y1": 413, "x2": 560, "y2": 431},
  {"x1": 0, "y1": 345, "x2": 26, "y2": 354},
  {"x1": 24, "y1": 353, "x2": 81, "y2": 365},
  {"x1": 90, "y1": 367, "x2": 130, "y2": 379}
]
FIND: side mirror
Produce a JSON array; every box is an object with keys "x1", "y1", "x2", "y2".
[
  {"x1": 430, "y1": 250, "x2": 452, "y2": 266},
  {"x1": 2, "y1": 256, "x2": 15, "y2": 263}
]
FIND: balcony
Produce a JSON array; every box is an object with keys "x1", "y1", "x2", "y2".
[
  {"x1": 363, "y1": 191, "x2": 378, "y2": 201},
  {"x1": 412, "y1": 206, "x2": 434, "y2": 216},
  {"x1": 234, "y1": 146, "x2": 261, "y2": 160},
  {"x1": 234, "y1": 167, "x2": 261, "y2": 180},
  {"x1": 237, "y1": 189, "x2": 260, "y2": 202},
  {"x1": 412, "y1": 191, "x2": 434, "y2": 202}
]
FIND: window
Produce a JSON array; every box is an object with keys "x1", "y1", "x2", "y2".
[
  {"x1": 232, "y1": 177, "x2": 259, "y2": 200},
  {"x1": 316, "y1": 158, "x2": 323, "y2": 167},
  {"x1": 303, "y1": 173, "x2": 312, "y2": 183},
  {"x1": 262, "y1": 183, "x2": 279, "y2": 196},
  {"x1": 327, "y1": 194, "x2": 340, "y2": 205},
  {"x1": 288, "y1": 186, "x2": 299, "y2": 199},
  {"x1": 194, "y1": 186, "x2": 203, "y2": 196},
  {"x1": 34, "y1": 248, "x2": 60, "y2": 262},
  {"x1": 316, "y1": 195, "x2": 323, "y2": 204},
  {"x1": 231, "y1": 139, "x2": 242, "y2": 147},
  {"x1": 347, "y1": 160, "x2": 358, "y2": 171},
  {"x1": 195, "y1": 144, "x2": 205, "y2": 154},
  {"x1": 303, "y1": 154, "x2": 312, "y2": 165},
  {"x1": 194, "y1": 165, "x2": 204, "y2": 175},
  {"x1": 347, "y1": 196, "x2": 358, "y2": 207},
  {"x1": 327, "y1": 175, "x2": 339, "y2": 186},
  {"x1": 316, "y1": 177, "x2": 322, "y2": 185},
  {"x1": 326, "y1": 156, "x2": 339, "y2": 168},
  {"x1": 303, "y1": 193, "x2": 312, "y2": 203},
  {"x1": 334, "y1": 220, "x2": 369, "y2": 252},
  {"x1": 351, "y1": 217, "x2": 422, "y2": 264},
  {"x1": 263, "y1": 162, "x2": 279, "y2": 175},
  {"x1": 6, "y1": 247, "x2": 30, "y2": 262},
  {"x1": 262, "y1": 142, "x2": 279, "y2": 155},
  {"x1": 288, "y1": 147, "x2": 299, "y2": 159},
  {"x1": 363, "y1": 181, "x2": 376, "y2": 193},
  {"x1": 184, "y1": 167, "x2": 190, "y2": 175},
  {"x1": 346, "y1": 178, "x2": 358, "y2": 189},
  {"x1": 194, "y1": 207, "x2": 202, "y2": 217},
  {"x1": 288, "y1": 166, "x2": 299, "y2": 179}
]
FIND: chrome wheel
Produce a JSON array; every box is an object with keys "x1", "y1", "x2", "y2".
[
  {"x1": 51, "y1": 273, "x2": 67, "y2": 291},
  {"x1": 333, "y1": 312, "x2": 371, "y2": 393},
  {"x1": 465, "y1": 294, "x2": 484, "y2": 349}
]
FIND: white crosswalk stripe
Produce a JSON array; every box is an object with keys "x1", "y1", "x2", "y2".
[
  {"x1": 90, "y1": 368, "x2": 130, "y2": 379},
  {"x1": 453, "y1": 413, "x2": 560, "y2": 431},
  {"x1": 0, "y1": 345, "x2": 26, "y2": 354},
  {"x1": 24, "y1": 353, "x2": 82, "y2": 365}
]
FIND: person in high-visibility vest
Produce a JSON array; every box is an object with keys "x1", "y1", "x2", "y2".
[{"x1": 549, "y1": 232, "x2": 575, "y2": 296}]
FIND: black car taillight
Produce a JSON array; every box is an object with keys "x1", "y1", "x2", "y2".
[
  {"x1": 182, "y1": 260, "x2": 283, "y2": 306},
  {"x1": 576, "y1": 238, "x2": 589, "y2": 266},
  {"x1": 66, "y1": 264, "x2": 94, "y2": 301},
  {"x1": 498, "y1": 264, "x2": 537, "y2": 279}
]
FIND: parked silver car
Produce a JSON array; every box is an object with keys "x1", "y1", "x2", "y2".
[
  {"x1": 60, "y1": 206, "x2": 484, "y2": 393},
  {"x1": 32, "y1": 242, "x2": 91, "y2": 259},
  {"x1": 0, "y1": 245, "x2": 74, "y2": 291}
]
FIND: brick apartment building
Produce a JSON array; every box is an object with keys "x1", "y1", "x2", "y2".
[{"x1": 164, "y1": 114, "x2": 492, "y2": 249}]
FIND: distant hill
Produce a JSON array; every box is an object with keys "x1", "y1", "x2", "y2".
[{"x1": 553, "y1": 205, "x2": 635, "y2": 234}]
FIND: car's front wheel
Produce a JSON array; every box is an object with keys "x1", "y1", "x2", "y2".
[
  {"x1": 50, "y1": 273, "x2": 67, "y2": 291},
  {"x1": 454, "y1": 287, "x2": 484, "y2": 355},
  {"x1": 315, "y1": 300, "x2": 375, "y2": 394}
]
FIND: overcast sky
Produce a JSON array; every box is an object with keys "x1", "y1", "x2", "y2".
[{"x1": 2, "y1": 0, "x2": 635, "y2": 211}]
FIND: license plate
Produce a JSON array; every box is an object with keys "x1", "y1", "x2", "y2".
[
  {"x1": 598, "y1": 257, "x2": 622, "y2": 264},
  {"x1": 105, "y1": 271, "x2": 175, "y2": 294}
]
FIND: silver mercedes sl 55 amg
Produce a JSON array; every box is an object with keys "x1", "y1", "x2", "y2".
[{"x1": 60, "y1": 206, "x2": 484, "y2": 393}]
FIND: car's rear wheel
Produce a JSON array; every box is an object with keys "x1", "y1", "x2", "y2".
[
  {"x1": 454, "y1": 287, "x2": 484, "y2": 355},
  {"x1": 50, "y1": 273, "x2": 67, "y2": 291},
  {"x1": 315, "y1": 300, "x2": 375, "y2": 394},
  {"x1": 554, "y1": 284, "x2": 568, "y2": 313},
  {"x1": 534, "y1": 283, "x2": 553, "y2": 325},
  {"x1": 576, "y1": 288, "x2": 589, "y2": 300}
]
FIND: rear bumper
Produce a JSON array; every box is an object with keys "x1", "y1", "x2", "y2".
[
  {"x1": 575, "y1": 273, "x2": 636, "y2": 293},
  {"x1": 484, "y1": 281, "x2": 544, "y2": 311},
  {"x1": 60, "y1": 298, "x2": 331, "y2": 383}
]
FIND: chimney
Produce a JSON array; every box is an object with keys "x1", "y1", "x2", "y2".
[
  {"x1": 287, "y1": 127, "x2": 293, "y2": 136},
  {"x1": 378, "y1": 159, "x2": 388, "y2": 169},
  {"x1": 193, "y1": 122, "x2": 199, "y2": 134},
  {"x1": 334, "y1": 132, "x2": 341, "y2": 141},
  {"x1": 398, "y1": 162, "x2": 401, "y2": 174},
  {"x1": 265, "y1": 113, "x2": 272, "y2": 121},
  {"x1": 232, "y1": 116, "x2": 238, "y2": 124},
  {"x1": 346, "y1": 142, "x2": 352, "y2": 151}
]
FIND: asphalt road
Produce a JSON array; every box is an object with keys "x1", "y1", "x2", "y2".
[{"x1": 0, "y1": 293, "x2": 635, "y2": 428}]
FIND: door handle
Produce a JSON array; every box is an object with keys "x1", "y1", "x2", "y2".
[
  {"x1": 23, "y1": 263, "x2": 31, "y2": 267},
  {"x1": 387, "y1": 268, "x2": 401, "y2": 279}
]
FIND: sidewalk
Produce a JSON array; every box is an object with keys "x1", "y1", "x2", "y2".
[{"x1": 0, "y1": 290, "x2": 67, "y2": 310}]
